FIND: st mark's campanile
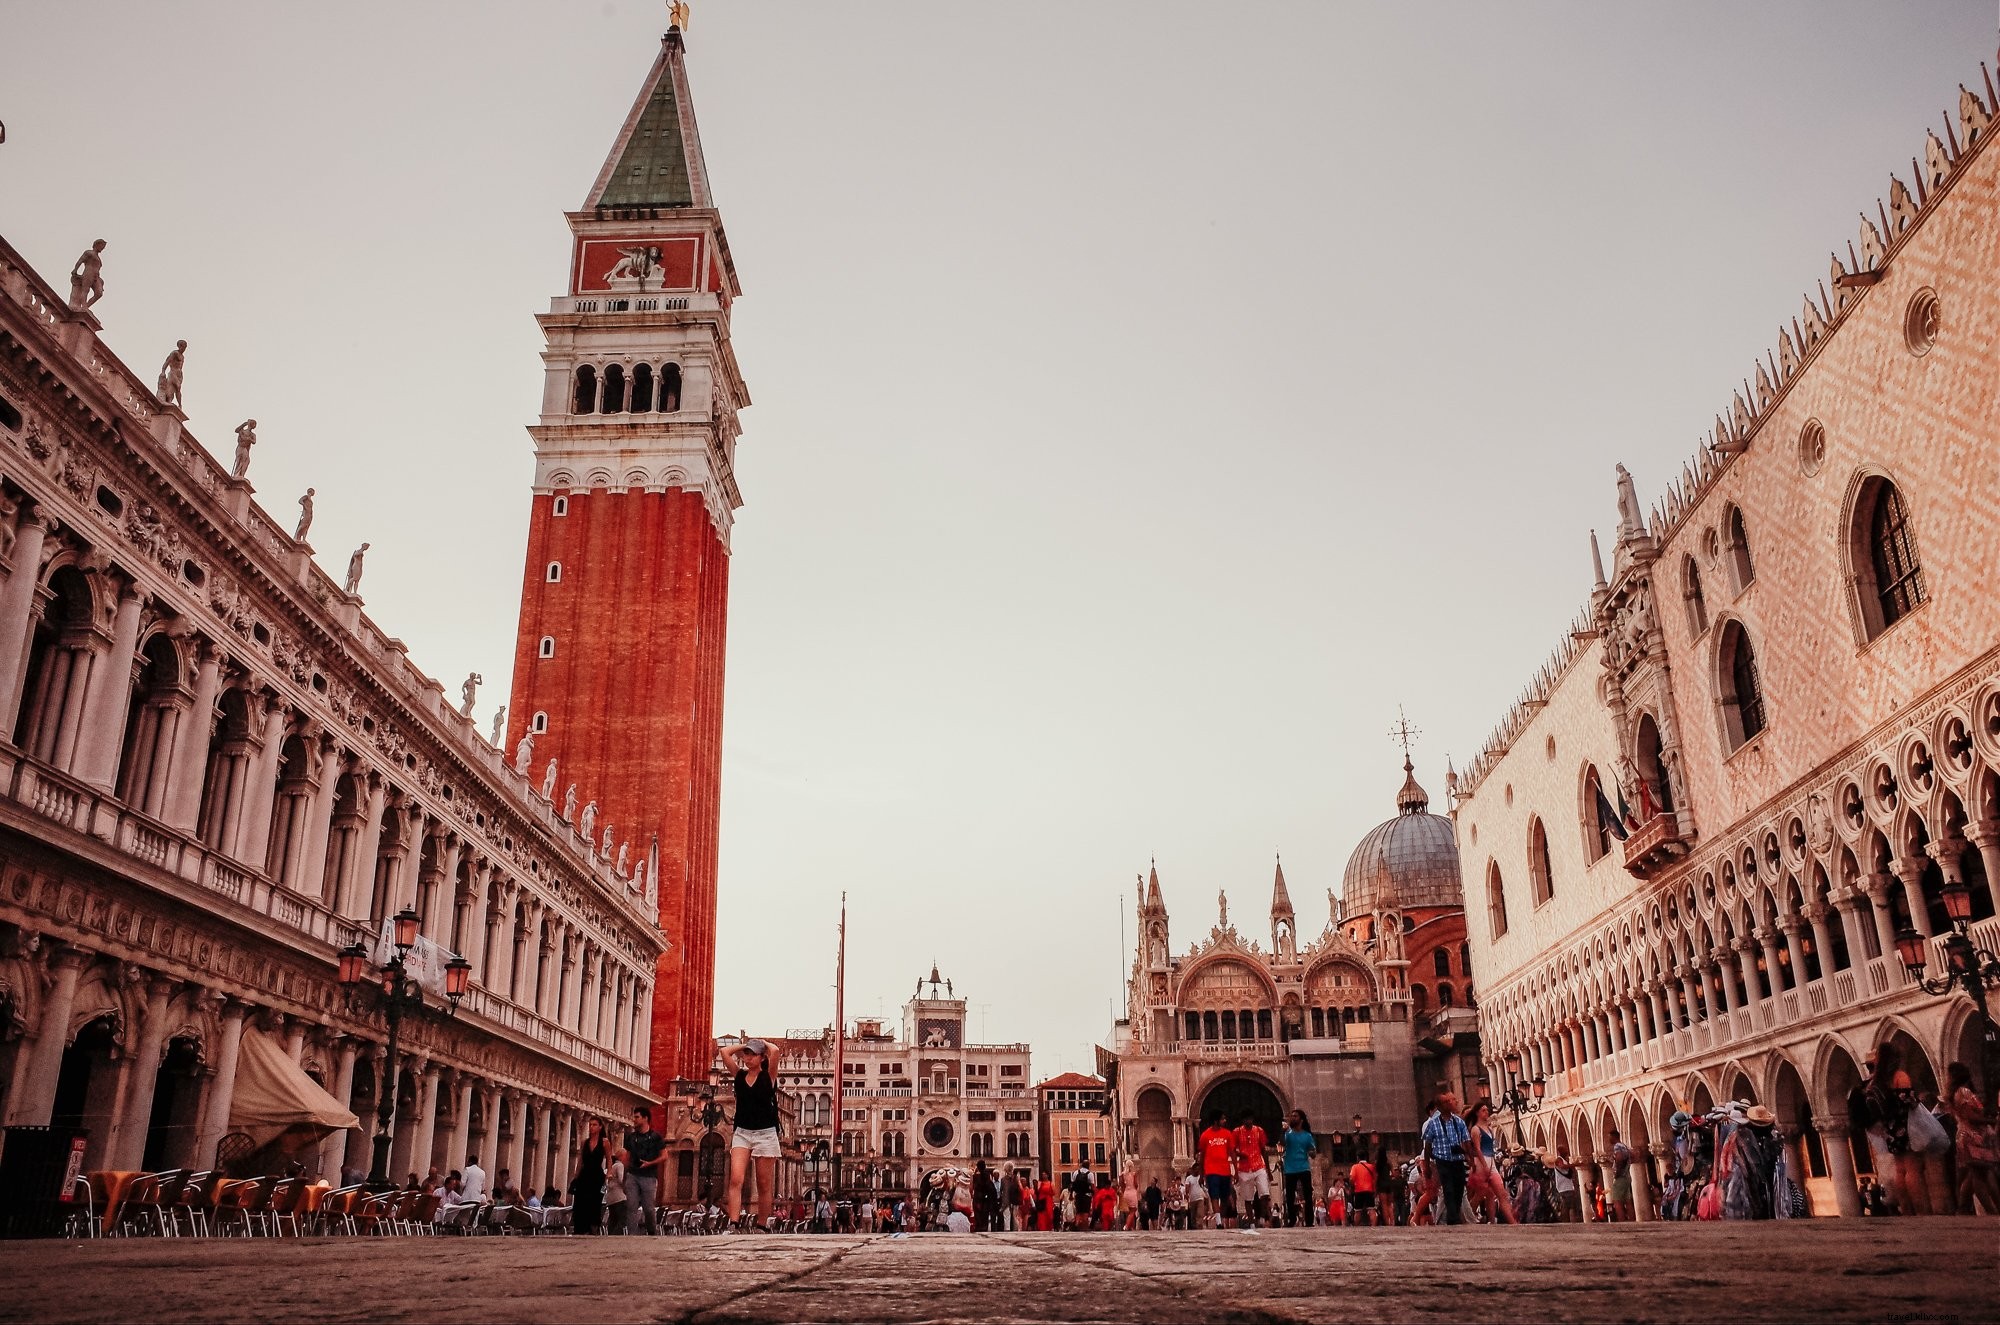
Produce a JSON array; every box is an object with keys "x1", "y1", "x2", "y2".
[{"x1": 507, "y1": 22, "x2": 745, "y2": 1086}]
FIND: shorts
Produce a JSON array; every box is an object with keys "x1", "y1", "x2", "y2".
[
  {"x1": 1235, "y1": 1168, "x2": 1270, "y2": 1202},
  {"x1": 1610, "y1": 1177, "x2": 1633, "y2": 1204},
  {"x1": 731, "y1": 1126, "x2": 781, "y2": 1158},
  {"x1": 1349, "y1": 1190, "x2": 1376, "y2": 1210},
  {"x1": 1204, "y1": 1173, "x2": 1232, "y2": 1203}
]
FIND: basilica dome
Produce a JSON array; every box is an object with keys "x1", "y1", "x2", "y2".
[{"x1": 1341, "y1": 761, "x2": 1464, "y2": 915}]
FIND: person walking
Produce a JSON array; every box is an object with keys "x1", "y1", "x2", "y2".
[
  {"x1": 1280, "y1": 1110, "x2": 1317, "y2": 1227},
  {"x1": 1607, "y1": 1127, "x2": 1636, "y2": 1221},
  {"x1": 1347, "y1": 1151, "x2": 1379, "y2": 1226},
  {"x1": 1233, "y1": 1112, "x2": 1271, "y2": 1226},
  {"x1": 570, "y1": 1116, "x2": 609, "y2": 1234},
  {"x1": 604, "y1": 1147, "x2": 629, "y2": 1234},
  {"x1": 1035, "y1": 1171, "x2": 1057, "y2": 1230},
  {"x1": 1141, "y1": 1178, "x2": 1163, "y2": 1230},
  {"x1": 1419, "y1": 1090, "x2": 1473, "y2": 1225},
  {"x1": 1467, "y1": 1101, "x2": 1518, "y2": 1224},
  {"x1": 1550, "y1": 1141, "x2": 1582, "y2": 1221},
  {"x1": 999, "y1": 1167, "x2": 1023, "y2": 1231},
  {"x1": 1198, "y1": 1113, "x2": 1237, "y2": 1228},
  {"x1": 1946, "y1": 1061, "x2": 1999, "y2": 1216},
  {"x1": 624, "y1": 1106, "x2": 666, "y2": 1234},
  {"x1": 718, "y1": 1035, "x2": 783, "y2": 1232}
]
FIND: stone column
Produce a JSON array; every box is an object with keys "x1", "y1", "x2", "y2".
[
  {"x1": 110, "y1": 977, "x2": 178, "y2": 1169},
  {"x1": 161, "y1": 642, "x2": 221, "y2": 832},
  {"x1": 1966, "y1": 820, "x2": 2000, "y2": 917},
  {"x1": 5, "y1": 946, "x2": 92, "y2": 1126},
  {"x1": 192, "y1": 1001, "x2": 249, "y2": 1169},
  {"x1": 461, "y1": 863, "x2": 491, "y2": 979},
  {"x1": 340, "y1": 773, "x2": 389, "y2": 920},
  {"x1": 1863, "y1": 873, "x2": 1902, "y2": 957},
  {"x1": 296, "y1": 737, "x2": 344, "y2": 900},
  {"x1": 410, "y1": 1061, "x2": 443, "y2": 1177},
  {"x1": 491, "y1": 886, "x2": 519, "y2": 999},
  {"x1": 0, "y1": 510, "x2": 51, "y2": 733},
  {"x1": 74, "y1": 582, "x2": 144, "y2": 790},
  {"x1": 352, "y1": 1046, "x2": 384, "y2": 1179},
  {"x1": 1806, "y1": 906, "x2": 1837, "y2": 985},
  {"x1": 500, "y1": 1092, "x2": 527, "y2": 1190},
  {"x1": 1677, "y1": 968, "x2": 1702, "y2": 1025},
  {"x1": 388, "y1": 1055, "x2": 423, "y2": 1180},
  {"x1": 233, "y1": 699, "x2": 288, "y2": 867},
  {"x1": 1893, "y1": 859, "x2": 1932, "y2": 940},
  {"x1": 1631, "y1": 1148, "x2": 1656, "y2": 1221},
  {"x1": 477, "y1": 1084, "x2": 502, "y2": 1174},
  {"x1": 320, "y1": 1038, "x2": 360, "y2": 1182},
  {"x1": 1818, "y1": 1122, "x2": 1862, "y2": 1217},
  {"x1": 1716, "y1": 949, "x2": 1743, "y2": 1017},
  {"x1": 444, "y1": 1074, "x2": 475, "y2": 1172},
  {"x1": 1832, "y1": 890, "x2": 1871, "y2": 975},
  {"x1": 1758, "y1": 931, "x2": 1785, "y2": 999},
  {"x1": 1781, "y1": 921, "x2": 1809, "y2": 1000},
  {"x1": 553, "y1": 1109, "x2": 575, "y2": 1194}
]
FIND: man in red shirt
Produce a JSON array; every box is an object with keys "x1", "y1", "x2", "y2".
[
  {"x1": 1347, "y1": 1155, "x2": 1379, "y2": 1226},
  {"x1": 1197, "y1": 1112, "x2": 1238, "y2": 1229},
  {"x1": 1233, "y1": 1115, "x2": 1271, "y2": 1227}
]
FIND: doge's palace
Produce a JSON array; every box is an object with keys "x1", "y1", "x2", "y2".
[
  {"x1": 1455, "y1": 55, "x2": 2000, "y2": 1220},
  {"x1": 0, "y1": 228, "x2": 664, "y2": 1190}
]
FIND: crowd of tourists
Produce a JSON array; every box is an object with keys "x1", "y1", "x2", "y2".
[{"x1": 587, "y1": 1033, "x2": 2000, "y2": 1235}]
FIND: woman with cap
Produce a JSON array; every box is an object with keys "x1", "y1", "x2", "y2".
[{"x1": 718, "y1": 1033, "x2": 782, "y2": 1232}]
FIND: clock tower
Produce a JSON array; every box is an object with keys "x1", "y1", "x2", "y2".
[{"x1": 507, "y1": 22, "x2": 747, "y2": 1086}]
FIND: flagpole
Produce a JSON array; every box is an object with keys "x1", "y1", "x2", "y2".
[{"x1": 831, "y1": 893, "x2": 847, "y2": 1206}]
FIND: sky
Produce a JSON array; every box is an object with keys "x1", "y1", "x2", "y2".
[{"x1": 3, "y1": 1, "x2": 1993, "y2": 1076}]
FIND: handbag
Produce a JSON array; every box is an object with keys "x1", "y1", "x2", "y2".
[{"x1": 1907, "y1": 1103, "x2": 1951, "y2": 1156}]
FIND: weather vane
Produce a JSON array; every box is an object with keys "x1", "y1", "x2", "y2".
[
  {"x1": 1388, "y1": 706, "x2": 1421, "y2": 760},
  {"x1": 669, "y1": 0, "x2": 690, "y2": 30}
]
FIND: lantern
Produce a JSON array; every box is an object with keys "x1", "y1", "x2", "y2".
[
  {"x1": 1940, "y1": 879, "x2": 1973, "y2": 926},
  {"x1": 1503, "y1": 1049, "x2": 1522, "y2": 1076},
  {"x1": 445, "y1": 954, "x2": 473, "y2": 1001},
  {"x1": 392, "y1": 908, "x2": 420, "y2": 952},
  {"x1": 337, "y1": 942, "x2": 369, "y2": 986},
  {"x1": 1893, "y1": 928, "x2": 1928, "y2": 977},
  {"x1": 1530, "y1": 1075, "x2": 1547, "y2": 1100}
]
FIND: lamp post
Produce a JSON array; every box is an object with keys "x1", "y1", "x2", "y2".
[
  {"x1": 336, "y1": 908, "x2": 471, "y2": 1190},
  {"x1": 696, "y1": 1090, "x2": 725, "y2": 1203},
  {"x1": 1493, "y1": 1048, "x2": 1546, "y2": 1149},
  {"x1": 1894, "y1": 878, "x2": 2000, "y2": 1093}
]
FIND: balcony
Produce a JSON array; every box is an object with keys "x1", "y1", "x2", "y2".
[{"x1": 1621, "y1": 812, "x2": 1692, "y2": 879}]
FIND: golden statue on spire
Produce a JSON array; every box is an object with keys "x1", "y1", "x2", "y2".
[{"x1": 669, "y1": 0, "x2": 690, "y2": 30}]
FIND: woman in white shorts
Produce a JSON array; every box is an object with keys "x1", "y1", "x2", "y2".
[{"x1": 719, "y1": 1035, "x2": 782, "y2": 1231}]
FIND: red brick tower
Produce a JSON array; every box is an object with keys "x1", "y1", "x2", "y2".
[{"x1": 507, "y1": 23, "x2": 747, "y2": 1087}]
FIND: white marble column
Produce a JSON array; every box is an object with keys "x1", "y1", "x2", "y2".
[
  {"x1": 4, "y1": 946, "x2": 91, "y2": 1126},
  {"x1": 410, "y1": 1061, "x2": 443, "y2": 1177},
  {"x1": 192, "y1": 1001, "x2": 249, "y2": 1168},
  {"x1": 319, "y1": 1038, "x2": 360, "y2": 1182},
  {"x1": 110, "y1": 978, "x2": 177, "y2": 1169},
  {"x1": 232, "y1": 699, "x2": 288, "y2": 867},
  {"x1": 0, "y1": 510, "x2": 52, "y2": 733},
  {"x1": 162, "y1": 642, "x2": 221, "y2": 832},
  {"x1": 74, "y1": 583, "x2": 144, "y2": 790}
]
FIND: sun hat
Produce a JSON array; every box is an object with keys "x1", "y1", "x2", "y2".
[{"x1": 1744, "y1": 1104, "x2": 1777, "y2": 1125}]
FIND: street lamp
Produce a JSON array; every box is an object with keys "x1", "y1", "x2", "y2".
[
  {"x1": 1895, "y1": 880, "x2": 2000, "y2": 1091},
  {"x1": 336, "y1": 909, "x2": 470, "y2": 1189},
  {"x1": 1493, "y1": 1048, "x2": 1546, "y2": 1148}
]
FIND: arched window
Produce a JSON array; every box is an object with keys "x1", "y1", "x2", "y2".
[
  {"x1": 1433, "y1": 948, "x2": 1451, "y2": 977},
  {"x1": 1438, "y1": 982, "x2": 1454, "y2": 1008},
  {"x1": 1682, "y1": 555, "x2": 1708, "y2": 636},
  {"x1": 530, "y1": 710, "x2": 548, "y2": 734},
  {"x1": 572, "y1": 365, "x2": 597, "y2": 414},
  {"x1": 1183, "y1": 1010, "x2": 1200, "y2": 1041},
  {"x1": 552, "y1": 496, "x2": 569, "y2": 517},
  {"x1": 1582, "y1": 765, "x2": 1615, "y2": 863},
  {"x1": 601, "y1": 364, "x2": 627, "y2": 414},
  {"x1": 538, "y1": 635, "x2": 556, "y2": 659},
  {"x1": 116, "y1": 634, "x2": 185, "y2": 817},
  {"x1": 660, "y1": 363, "x2": 683, "y2": 412},
  {"x1": 1717, "y1": 619, "x2": 1767, "y2": 748},
  {"x1": 1724, "y1": 504, "x2": 1755, "y2": 592},
  {"x1": 546, "y1": 561, "x2": 562, "y2": 583},
  {"x1": 16, "y1": 566, "x2": 98, "y2": 766},
  {"x1": 1850, "y1": 476, "x2": 1925, "y2": 640},
  {"x1": 1487, "y1": 867, "x2": 1510, "y2": 944},
  {"x1": 1411, "y1": 983, "x2": 1429, "y2": 1012},
  {"x1": 1634, "y1": 713, "x2": 1673, "y2": 817},
  {"x1": 630, "y1": 362, "x2": 655, "y2": 413},
  {"x1": 1528, "y1": 817, "x2": 1554, "y2": 905}
]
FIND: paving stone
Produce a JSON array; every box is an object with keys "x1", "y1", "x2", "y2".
[{"x1": 0, "y1": 1222, "x2": 1993, "y2": 1324}]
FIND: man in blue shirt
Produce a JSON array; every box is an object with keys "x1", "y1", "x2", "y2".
[
  {"x1": 1279, "y1": 1110, "x2": 1318, "y2": 1227},
  {"x1": 1418, "y1": 1089, "x2": 1474, "y2": 1225}
]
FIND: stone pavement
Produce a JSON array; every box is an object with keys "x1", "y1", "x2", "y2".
[{"x1": 1, "y1": 1221, "x2": 1996, "y2": 1324}]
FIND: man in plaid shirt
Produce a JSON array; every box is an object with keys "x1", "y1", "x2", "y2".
[{"x1": 1419, "y1": 1090, "x2": 1475, "y2": 1225}]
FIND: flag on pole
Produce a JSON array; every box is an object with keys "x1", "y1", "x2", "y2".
[{"x1": 1597, "y1": 780, "x2": 1631, "y2": 841}]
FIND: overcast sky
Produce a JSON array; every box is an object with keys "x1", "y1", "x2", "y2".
[{"x1": 3, "y1": 2, "x2": 1991, "y2": 1075}]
